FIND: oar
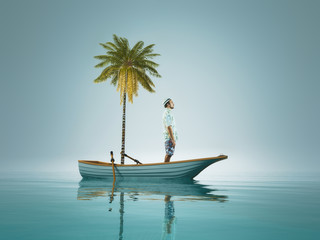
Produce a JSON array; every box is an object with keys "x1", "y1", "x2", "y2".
[
  {"x1": 123, "y1": 153, "x2": 142, "y2": 164},
  {"x1": 110, "y1": 151, "x2": 116, "y2": 181},
  {"x1": 109, "y1": 151, "x2": 116, "y2": 204}
]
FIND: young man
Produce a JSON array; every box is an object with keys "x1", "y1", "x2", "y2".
[{"x1": 163, "y1": 98, "x2": 178, "y2": 162}]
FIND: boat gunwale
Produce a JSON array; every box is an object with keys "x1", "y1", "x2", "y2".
[{"x1": 78, "y1": 155, "x2": 228, "y2": 167}]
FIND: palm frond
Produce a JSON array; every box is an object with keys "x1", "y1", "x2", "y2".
[
  {"x1": 133, "y1": 69, "x2": 139, "y2": 96},
  {"x1": 94, "y1": 55, "x2": 108, "y2": 60},
  {"x1": 99, "y1": 43, "x2": 114, "y2": 52},
  {"x1": 127, "y1": 68, "x2": 133, "y2": 103},
  {"x1": 133, "y1": 62, "x2": 161, "y2": 78},
  {"x1": 144, "y1": 59, "x2": 159, "y2": 67},
  {"x1": 94, "y1": 65, "x2": 119, "y2": 83},
  {"x1": 136, "y1": 44, "x2": 155, "y2": 58},
  {"x1": 113, "y1": 34, "x2": 123, "y2": 48},
  {"x1": 145, "y1": 53, "x2": 161, "y2": 58},
  {"x1": 110, "y1": 73, "x2": 118, "y2": 86},
  {"x1": 94, "y1": 60, "x2": 110, "y2": 68},
  {"x1": 106, "y1": 42, "x2": 119, "y2": 51},
  {"x1": 118, "y1": 68, "x2": 127, "y2": 105},
  {"x1": 120, "y1": 37, "x2": 130, "y2": 54},
  {"x1": 113, "y1": 35, "x2": 129, "y2": 58},
  {"x1": 129, "y1": 41, "x2": 144, "y2": 59},
  {"x1": 135, "y1": 68, "x2": 155, "y2": 92}
]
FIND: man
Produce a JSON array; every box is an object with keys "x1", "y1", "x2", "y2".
[{"x1": 163, "y1": 98, "x2": 178, "y2": 162}]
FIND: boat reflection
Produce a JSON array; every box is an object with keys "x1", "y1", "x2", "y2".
[
  {"x1": 77, "y1": 179, "x2": 227, "y2": 240},
  {"x1": 77, "y1": 178, "x2": 228, "y2": 202}
]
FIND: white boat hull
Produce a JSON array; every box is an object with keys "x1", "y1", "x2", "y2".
[{"x1": 78, "y1": 155, "x2": 227, "y2": 180}]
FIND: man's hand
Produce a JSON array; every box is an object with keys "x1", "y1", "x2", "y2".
[{"x1": 167, "y1": 126, "x2": 176, "y2": 147}]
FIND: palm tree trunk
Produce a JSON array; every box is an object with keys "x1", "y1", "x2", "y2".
[
  {"x1": 120, "y1": 71, "x2": 128, "y2": 164},
  {"x1": 120, "y1": 93, "x2": 126, "y2": 164}
]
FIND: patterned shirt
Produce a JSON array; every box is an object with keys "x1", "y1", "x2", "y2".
[{"x1": 163, "y1": 108, "x2": 178, "y2": 142}]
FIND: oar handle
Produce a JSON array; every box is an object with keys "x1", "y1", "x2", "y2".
[
  {"x1": 110, "y1": 151, "x2": 116, "y2": 182},
  {"x1": 123, "y1": 153, "x2": 142, "y2": 164},
  {"x1": 110, "y1": 151, "x2": 115, "y2": 163}
]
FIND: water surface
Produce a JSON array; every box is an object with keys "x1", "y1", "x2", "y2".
[{"x1": 0, "y1": 172, "x2": 319, "y2": 239}]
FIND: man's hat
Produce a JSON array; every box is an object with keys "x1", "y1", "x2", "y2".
[{"x1": 163, "y1": 98, "x2": 171, "y2": 107}]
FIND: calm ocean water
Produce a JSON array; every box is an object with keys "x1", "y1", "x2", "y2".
[{"x1": 0, "y1": 172, "x2": 319, "y2": 240}]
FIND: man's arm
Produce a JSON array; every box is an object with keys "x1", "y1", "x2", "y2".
[{"x1": 167, "y1": 126, "x2": 176, "y2": 147}]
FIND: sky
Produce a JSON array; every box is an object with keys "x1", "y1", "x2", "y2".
[{"x1": 0, "y1": 0, "x2": 319, "y2": 177}]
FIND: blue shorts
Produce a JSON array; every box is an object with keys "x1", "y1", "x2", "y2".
[{"x1": 165, "y1": 139, "x2": 175, "y2": 156}]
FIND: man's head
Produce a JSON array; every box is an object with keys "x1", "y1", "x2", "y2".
[{"x1": 163, "y1": 98, "x2": 174, "y2": 109}]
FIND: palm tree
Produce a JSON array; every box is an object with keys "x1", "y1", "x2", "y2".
[{"x1": 93, "y1": 34, "x2": 161, "y2": 164}]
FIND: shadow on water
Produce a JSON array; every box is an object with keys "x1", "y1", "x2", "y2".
[{"x1": 77, "y1": 178, "x2": 228, "y2": 240}]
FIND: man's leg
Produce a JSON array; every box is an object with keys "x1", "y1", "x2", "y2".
[
  {"x1": 164, "y1": 154, "x2": 172, "y2": 162},
  {"x1": 164, "y1": 139, "x2": 175, "y2": 162}
]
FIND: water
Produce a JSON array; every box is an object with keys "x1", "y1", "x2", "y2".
[{"x1": 0, "y1": 172, "x2": 319, "y2": 240}]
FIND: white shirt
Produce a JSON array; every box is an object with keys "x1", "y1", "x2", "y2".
[{"x1": 162, "y1": 108, "x2": 178, "y2": 142}]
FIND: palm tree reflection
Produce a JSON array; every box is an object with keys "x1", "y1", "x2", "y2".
[{"x1": 119, "y1": 192, "x2": 124, "y2": 240}]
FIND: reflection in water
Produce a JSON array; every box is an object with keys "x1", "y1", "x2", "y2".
[
  {"x1": 77, "y1": 178, "x2": 227, "y2": 239},
  {"x1": 119, "y1": 192, "x2": 124, "y2": 240},
  {"x1": 162, "y1": 195, "x2": 176, "y2": 240},
  {"x1": 77, "y1": 178, "x2": 228, "y2": 202}
]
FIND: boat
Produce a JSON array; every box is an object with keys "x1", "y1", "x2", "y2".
[{"x1": 78, "y1": 155, "x2": 228, "y2": 180}]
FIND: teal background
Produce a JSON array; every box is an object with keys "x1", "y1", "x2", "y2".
[{"x1": 0, "y1": 0, "x2": 319, "y2": 176}]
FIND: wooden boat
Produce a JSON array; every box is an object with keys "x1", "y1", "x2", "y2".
[{"x1": 78, "y1": 155, "x2": 227, "y2": 180}]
